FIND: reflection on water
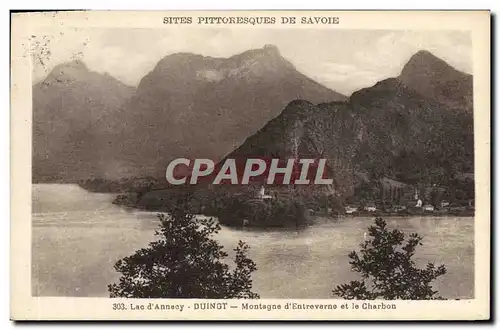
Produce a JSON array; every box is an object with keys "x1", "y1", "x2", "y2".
[{"x1": 32, "y1": 184, "x2": 474, "y2": 298}]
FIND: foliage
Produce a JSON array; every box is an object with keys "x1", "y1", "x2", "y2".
[
  {"x1": 353, "y1": 181, "x2": 380, "y2": 205},
  {"x1": 333, "y1": 218, "x2": 447, "y2": 300},
  {"x1": 108, "y1": 196, "x2": 259, "y2": 298},
  {"x1": 216, "y1": 193, "x2": 309, "y2": 228}
]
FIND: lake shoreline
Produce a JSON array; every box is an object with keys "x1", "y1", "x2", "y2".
[{"x1": 32, "y1": 184, "x2": 475, "y2": 299}]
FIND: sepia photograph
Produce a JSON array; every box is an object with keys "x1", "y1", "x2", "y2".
[{"x1": 10, "y1": 10, "x2": 490, "y2": 320}]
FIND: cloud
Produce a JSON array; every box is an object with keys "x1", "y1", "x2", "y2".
[
  {"x1": 354, "y1": 31, "x2": 472, "y2": 77},
  {"x1": 310, "y1": 62, "x2": 387, "y2": 94}
]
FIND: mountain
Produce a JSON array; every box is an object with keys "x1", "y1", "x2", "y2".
[
  {"x1": 349, "y1": 77, "x2": 474, "y2": 183},
  {"x1": 115, "y1": 45, "x2": 347, "y2": 178},
  {"x1": 32, "y1": 60, "x2": 135, "y2": 182},
  {"x1": 223, "y1": 100, "x2": 357, "y2": 196},
  {"x1": 32, "y1": 47, "x2": 346, "y2": 183},
  {"x1": 223, "y1": 50, "x2": 474, "y2": 196},
  {"x1": 398, "y1": 50, "x2": 473, "y2": 112},
  {"x1": 32, "y1": 48, "x2": 473, "y2": 195}
]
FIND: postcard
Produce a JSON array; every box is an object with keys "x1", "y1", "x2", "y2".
[{"x1": 10, "y1": 10, "x2": 490, "y2": 320}]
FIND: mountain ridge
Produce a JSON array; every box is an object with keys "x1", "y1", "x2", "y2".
[
  {"x1": 32, "y1": 60, "x2": 136, "y2": 182},
  {"x1": 397, "y1": 50, "x2": 473, "y2": 112},
  {"x1": 114, "y1": 45, "x2": 347, "y2": 178},
  {"x1": 32, "y1": 46, "x2": 346, "y2": 182},
  {"x1": 222, "y1": 50, "x2": 474, "y2": 196}
]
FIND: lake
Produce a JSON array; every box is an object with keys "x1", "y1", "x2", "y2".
[{"x1": 32, "y1": 184, "x2": 474, "y2": 299}]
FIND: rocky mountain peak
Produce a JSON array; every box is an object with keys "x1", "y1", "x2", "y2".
[
  {"x1": 398, "y1": 50, "x2": 473, "y2": 111},
  {"x1": 41, "y1": 60, "x2": 92, "y2": 86},
  {"x1": 399, "y1": 50, "x2": 465, "y2": 81},
  {"x1": 52, "y1": 59, "x2": 89, "y2": 75},
  {"x1": 262, "y1": 44, "x2": 280, "y2": 55}
]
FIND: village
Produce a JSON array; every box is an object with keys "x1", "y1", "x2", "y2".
[{"x1": 248, "y1": 172, "x2": 475, "y2": 218}]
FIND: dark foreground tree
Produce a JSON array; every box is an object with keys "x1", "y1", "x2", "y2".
[
  {"x1": 108, "y1": 197, "x2": 259, "y2": 298},
  {"x1": 333, "y1": 218, "x2": 447, "y2": 300}
]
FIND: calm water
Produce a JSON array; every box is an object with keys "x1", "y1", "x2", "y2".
[{"x1": 32, "y1": 184, "x2": 474, "y2": 298}]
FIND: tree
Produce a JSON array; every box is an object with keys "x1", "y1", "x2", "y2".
[
  {"x1": 108, "y1": 195, "x2": 259, "y2": 298},
  {"x1": 333, "y1": 218, "x2": 447, "y2": 300}
]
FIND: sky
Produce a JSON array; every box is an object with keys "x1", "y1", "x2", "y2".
[{"x1": 30, "y1": 27, "x2": 472, "y2": 95}]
